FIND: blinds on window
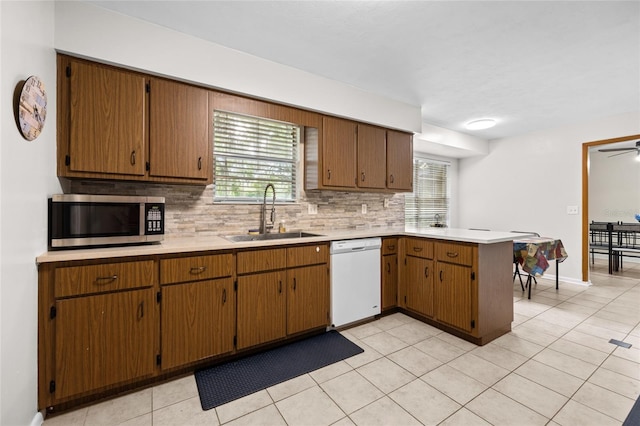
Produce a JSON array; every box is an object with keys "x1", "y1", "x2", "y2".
[
  {"x1": 405, "y1": 158, "x2": 449, "y2": 227},
  {"x1": 213, "y1": 111, "x2": 298, "y2": 202}
]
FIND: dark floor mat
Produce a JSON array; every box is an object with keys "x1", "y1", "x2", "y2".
[
  {"x1": 194, "y1": 330, "x2": 363, "y2": 410},
  {"x1": 623, "y1": 393, "x2": 640, "y2": 426}
]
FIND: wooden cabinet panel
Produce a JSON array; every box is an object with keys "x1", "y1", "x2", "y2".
[
  {"x1": 68, "y1": 60, "x2": 147, "y2": 176},
  {"x1": 322, "y1": 116, "x2": 356, "y2": 188},
  {"x1": 386, "y1": 130, "x2": 413, "y2": 191},
  {"x1": 149, "y1": 79, "x2": 211, "y2": 180},
  {"x1": 405, "y1": 256, "x2": 434, "y2": 317},
  {"x1": 286, "y1": 244, "x2": 328, "y2": 267},
  {"x1": 237, "y1": 271, "x2": 287, "y2": 349},
  {"x1": 357, "y1": 124, "x2": 386, "y2": 189},
  {"x1": 237, "y1": 248, "x2": 287, "y2": 274},
  {"x1": 55, "y1": 261, "x2": 156, "y2": 298},
  {"x1": 382, "y1": 238, "x2": 398, "y2": 255},
  {"x1": 436, "y1": 242, "x2": 474, "y2": 266},
  {"x1": 287, "y1": 265, "x2": 329, "y2": 335},
  {"x1": 405, "y1": 238, "x2": 434, "y2": 259},
  {"x1": 161, "y1": 278, "x2": 234, "y2": 369},
  {"x1": 160, "y1": 254, "x2": 233, "y2": 285},
  {"x1": 436, "y1": 262, "x2": 472, "y2": 332},
  {"x1": 54, "y1": 289, "x2": 155, "y2": 399},
  {"x1": 382, "y1": 253, "x2": 398, "y2": 310}
]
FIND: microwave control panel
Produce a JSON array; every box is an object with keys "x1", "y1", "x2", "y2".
[{"x1": 145, "y1": 203, "x2": 165, "y2": 235}]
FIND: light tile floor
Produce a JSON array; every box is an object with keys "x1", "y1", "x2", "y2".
[{"x1": 44, "y1": 258, "x2": 640, "y2": 425}]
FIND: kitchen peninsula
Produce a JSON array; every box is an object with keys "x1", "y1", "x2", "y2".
[{"x1": 36, "y1": 228, "x2": 524, "y2": 412}]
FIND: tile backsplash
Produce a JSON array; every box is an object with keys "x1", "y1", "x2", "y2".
[{"x1": 67, "y1": 181, "x2": 406, "y2": 238}]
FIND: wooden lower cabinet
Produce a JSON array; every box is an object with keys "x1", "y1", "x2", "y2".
[
  {"x1": 287, "y1": 264, "x2": 329, "y2": 335},
  {"x1": 161, "y1": 278, "x2": 235, "y2": 369},
  {"x1": 405, "y1": 256, "x2": 434, "y2": 317},
  {"x1": 237, "y1": 271, "x2": 286, "y2": 350},
  {"x1": 381, "y1": 253, "x2": 398, "y2": 310},
  {"x1": 54, "y1": 288, "x2": 156, "y2": 400},
  {"x1": 435, "y1": 262, "x2": 472, "y2": 332}
]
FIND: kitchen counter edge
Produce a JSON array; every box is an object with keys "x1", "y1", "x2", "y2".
[{"x1": 36, "y1": 228, "x2": 533, "y2": 264}]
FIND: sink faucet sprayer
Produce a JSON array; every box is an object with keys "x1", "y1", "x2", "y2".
[{"x1": 261, "y1": 183, "x2": 276, "y2": 234}]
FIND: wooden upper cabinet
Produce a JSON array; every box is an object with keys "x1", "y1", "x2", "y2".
[
  {"x1": 149, "y1": 79, "x2": 211, "y2": 181},
  {"x1": 386, "y1": 130, "x2": 413, "y2": 191},
  {"x1": 322, "y1": 116, "x2": 357, "y2": 188},
  {"x1": 68, "y1": 59, "x2": 147, "y2": 176},
  {"x1": 357, "y1": 124, "x2": 387, "y2": 189}
]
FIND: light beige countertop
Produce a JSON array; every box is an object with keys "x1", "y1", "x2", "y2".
[{"x1": 36, "y1": 227, "x2": 532, "y2": 264}]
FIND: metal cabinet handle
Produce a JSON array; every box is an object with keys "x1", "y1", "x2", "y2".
[
  {"x1": 413, "y1": 247, "x2": 423, "y2": 252},
  {"x1": 130, "y1": 150, "x2": 136, "y2": 165},
  {"x1": 190, "y1": 266, "x2": 207, "y2": 274},
  {"x1": 387, "y1": 245, "x2": 395, "y2": 251},
  {"x1": 197, "y1": 156, "x2": 202, "y2": 170},
  {"x1": 439, "y1": 270, "x2": 444, "y2": 282},
  {"x1": 95, "y1": 275, "x2": 118, "y2": 283},
  {"x1": 390, "y1": 174, "x2": 395, "y2": 183},
  {"x1": 279, "y1": 280, "x2": 282, "y2": 294},
  {"x1": 387, "y1": 262, "x2": 391, "y2": 273},
  {"x1": 222, "y1": 288, "x2": 227, "y2": 304},
  {"x1": 424, "y1": 266, "x2": 429, "y2": 278},
  {"x1": 446, "y1": 252, "x2": 459, "y2": 258},
  {"x1": 361, "y1": 171, "x2": 365, "y2": 181},
  {"x1": 137, "y1": 301, "x2": 144, "y2": 319},
  {"x1": 293, "y1": 277, "x2": 297, "y2": 290},
  {"x1": 327, "y1": 169, "x2": 331, "y2": 180}
]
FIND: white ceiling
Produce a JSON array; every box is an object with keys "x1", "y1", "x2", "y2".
[{"x1": 88, "y1": 1, "x2": 639, "y2": 142}]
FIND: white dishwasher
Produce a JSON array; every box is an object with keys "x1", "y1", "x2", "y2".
[{"x1": 330, "y1": 238, "x2": 381, "y2": 328}]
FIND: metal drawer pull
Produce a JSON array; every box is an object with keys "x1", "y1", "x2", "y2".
[
  {"x1": 439, "y1": 270, "x2": 444, "y2": 282},
  {"x1": 197, "y1": 156, "x2": 202, "y2": 170},
  {"x1": 446, "y1": 252, "x2": 459, "y2": 258},
  {"x1": 95, "y1": 275, "x2": 118, "y2": 283},
  {"x1": 413, "y1": 247, "x2": 423, "y2": 252},
  {"x1": 138, "y1": 301, "x2": 144, "y2": 319},
  {"x1": 293, "y1": 277, "x2": 297, "y2": 290},
  {"x1": 222, "y1": 289, "x2": 227, "y2": 304},
  {"x1": 279, "y1": 280, "x2": 282, "y2": 294},
  {"x1": 190, "y1": 266, "x2": 207, "y2": 274},
  {"x1": 327, "y1": 169, "x2": 331, "y2": 179},
  {"x1": 387, "y1": 263, "x2": 391, "y2": 273},
  {"x1": 361, "y1": 171, "x2": 366, "y2": 181},
  {"x1": 130, "y1": 150, "x2": 136, "y2": 165},
  {"x1": 387, "y1": 245, "x2": 395, "y2": 251},
  {"x1": 424, "y1": 266, "x2": 429, "y2": 278}
]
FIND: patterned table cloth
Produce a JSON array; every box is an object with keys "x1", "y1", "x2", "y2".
[{"x1": 513, "y1": 237, "x2": 568, "y2": 277}]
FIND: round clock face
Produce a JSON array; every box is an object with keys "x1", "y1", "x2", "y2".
[{"x1": 18, "y1": 75, "x2": 47, "y2": 141}]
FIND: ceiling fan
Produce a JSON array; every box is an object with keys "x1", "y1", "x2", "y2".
[{"x1": 598, "y1": 140, "x2": 640, "y2": 158}]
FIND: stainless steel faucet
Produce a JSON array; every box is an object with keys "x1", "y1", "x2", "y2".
[{"x1": 261, "y1": 183, "x2": 276, "y2": 233}]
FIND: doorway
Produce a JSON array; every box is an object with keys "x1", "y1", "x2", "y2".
[{"x1": 582, "y1": 133, "x2": 640, "y2": 282}]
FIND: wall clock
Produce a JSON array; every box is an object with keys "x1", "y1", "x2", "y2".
[{"x1": 17, "y1": 75, "x2": 47, "y2": 141}]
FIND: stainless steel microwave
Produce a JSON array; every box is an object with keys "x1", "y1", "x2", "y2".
[{"x1": 48, "y1": 194, "x2": 165, "y2": 249}]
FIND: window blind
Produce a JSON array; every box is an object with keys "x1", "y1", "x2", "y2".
[
  {"x1": 213, "y1": 111, "x2": 298, "y2": 202},
  {"x1": 405, "y1": 158, "x2": 450, "y2": 227}
]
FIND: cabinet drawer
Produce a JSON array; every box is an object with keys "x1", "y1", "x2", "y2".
[
  {"x1": 287, "y1": 244, "x2": 328, "y2": 267},
  {"x1": 237, "y1": 248, "x2": 286, "y2": 274},
  {"x1": 382, "y1": 238, "x2": 398, "y2": 255},
  {"x1": 436, "y1": 242, "x2": 474, "y2": 266},
  {"x1": 404, "y1": 238, "x2": 434, "y2": 259},
  {"x1": 160, "y1": 253, "x2": 233, "y2": 285},
  {"x1": 55, "y1": 260, "x2": 156, "y2": 298}
]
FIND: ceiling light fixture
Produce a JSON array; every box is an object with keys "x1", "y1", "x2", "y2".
[{"x1": 465, "y1": 118, "x2": 496, "y2": 130}]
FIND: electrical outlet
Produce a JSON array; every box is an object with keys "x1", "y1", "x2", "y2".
[
  {"x1": 566, "y1": 205, "x2": 579, "y2": 215},
  {"x1": 308, "y1": 204, "x2": 318, "y2": 215},
  {"x1": 361, "y1": 204, "x2": 367, "y2": 214},
  {"x1": 383, "y1": 198, "x2": 389, "y2": 208}
]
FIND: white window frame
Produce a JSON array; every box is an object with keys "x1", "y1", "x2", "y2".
[{"x1": 405, "y1": 156, "x2": 451, "y2": 228}]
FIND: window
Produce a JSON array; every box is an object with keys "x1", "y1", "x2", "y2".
[
  {"x1": 213, "y1": 111, "x2": 299, "y2": 202},
  {"x1": 405, "y1": 157, "x2": 450, "y2": 227}
]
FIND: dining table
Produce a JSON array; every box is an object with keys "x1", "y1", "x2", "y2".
[{"x1": 513, "y1": 237, "x2": 568, "y2": 299}]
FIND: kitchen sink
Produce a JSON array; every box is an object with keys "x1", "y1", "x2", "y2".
[{"x1": 224, "y1": 231, "x2": 323, "y2": 242}]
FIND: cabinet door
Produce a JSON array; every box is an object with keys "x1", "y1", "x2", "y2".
[
  {"x1": 161, "y1": 278, "x2": 234, "y2": 370},
  {"x1": 357, "y1": 124, "x2": 386, "y2": 189},
  {"x1": 322, "y1": 116, "x2": 356, "y2": 188},
  {"x1": 287, "y1": 265, "x2": 329, "y2": 335},
  {"x1": 237, "y1": 271, "x2": 287, "y2": 350},
  {"x1": 55, "y1": 289, "x2": 155, "y2": 399},
  {"x1": 386, "y1": 130, "x2": 413, "y2": 191},
  {"x1": 69, "y1": 60, "x2": 146, "y2": 176},
  {"x1": 381, "y1": 254, "x2": 398, "y2": 310},
  {"x1": 405, "y1": 256, "x2": 433, "y2": 317},
  {"x1": 436, "y1": 262, "x2": 472, "y2": 332},
  {"x1": 149, "y1": 78, "x2": 211, "y2": 180}
]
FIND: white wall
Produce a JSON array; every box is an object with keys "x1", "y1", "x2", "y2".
[
  {"x1": 54, "y1": 1, "x2": 422, "y2": 134},
  {"x1": 589, "y1": 149, "x2": 640, "y2": 223},
  {"x1": 0, "y1": 2, "x2": 59, "y2": 425},
  {"x1": 458, "y1": 112, "x2": 640, "y2": 283}
]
